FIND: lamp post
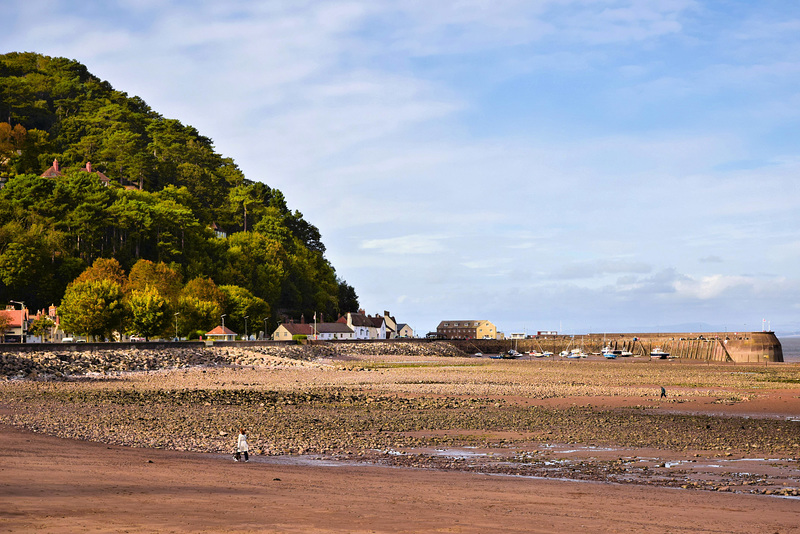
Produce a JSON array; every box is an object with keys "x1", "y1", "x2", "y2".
[
  {"x1": 221, "y1": 314, "x2": 226, "y2": 330},
  {"x1": 244, "y1": 315, "x2": 249, "y2": 341},
  {"x1": 174, "y1": 312, "x2": 180, "y2": 341},
  {"x1": 264, "y1": 318, "x2": 268, "y2": 340}
]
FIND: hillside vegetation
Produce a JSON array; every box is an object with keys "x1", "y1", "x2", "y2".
[{"x1": 0, "y1": 52, "x2": 358, "y2": 337}]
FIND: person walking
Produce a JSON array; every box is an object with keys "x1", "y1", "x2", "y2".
[
  {"x1": 234, "y1": 429, "x2": 249, "y2": 462},
  {"x1": 660, "y1": 386, "x2": 667, "y2": 399}
]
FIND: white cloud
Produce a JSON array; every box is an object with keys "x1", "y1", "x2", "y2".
[
  {"x1": 5, "y1": 0, "x2": 800, "y2": 333},
  {"x1": 360, "y1": 234, "x2": 447, "y2": 255}
]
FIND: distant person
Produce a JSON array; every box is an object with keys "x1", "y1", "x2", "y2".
[
  {"x1": 234, "y1": 429, "x2": 249, "y2": 462},
  {"x1": 660, "y1": 386, "x2": 667, "y2": 398}
]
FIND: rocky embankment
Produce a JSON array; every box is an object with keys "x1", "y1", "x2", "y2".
[{"x1": 0, "y1": 342, "x2": 465, "y2": 380}]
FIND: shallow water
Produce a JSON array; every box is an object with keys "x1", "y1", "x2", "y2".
[{"x1": 778, "y1": 335, "x2": 800, "y2": 362}]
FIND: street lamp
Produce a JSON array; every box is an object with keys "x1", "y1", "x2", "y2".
[
  {"x1": 221, "y1": 314, "x2": 226, "y2": 329},
  {"x1": 264, "y1": 318, "x2": 268, "y2": 340},
  {"x1": 174, "y1": 312, "x2": 180, "y2": 341},
  {"x1": 9, "y1": 300, "x2": 24, "y2": 310},
  {"x1": 244, "y1": 316, "x2": 249, "y2": 340}
]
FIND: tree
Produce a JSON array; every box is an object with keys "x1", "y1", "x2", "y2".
[
  {"x1": 338, "y1": 279, "x2": 359, "y2": 313},
  {"x1": 29, "y1": 315, "x2": 55, "y2": 341},
  {"x1": 126, "y1": 259, "x2": 182, "y2": 305},
  {"x1": 177, "y1": 277, "x2": 224, "y2": 335},
  {"x1": 126, "y1": 286, "x2": 170, "y2": 340},
  {"x1": 73, "y1": 257, "x2": 126, "y2": 286},
  {"x1": 59, "y1": 278, "x2": 125, "y2": 339},
  {"x1": 0, "y1": 311, "x2": 10, "y2": 342},
  {"x1": 219, "y1": 284, "x2": 269, "y2": 337}
]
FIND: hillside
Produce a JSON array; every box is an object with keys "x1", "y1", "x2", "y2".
[{"x1": 0, "y1": 52, "x2": 358, "y2": 336}]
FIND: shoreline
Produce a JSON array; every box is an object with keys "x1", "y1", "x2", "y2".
[
  {"x1": 2, "y1": 349, "x2": 800, "y2": 532},
  {"x1": 2, "y1": 423, "x2": 800, "y2": 533}
]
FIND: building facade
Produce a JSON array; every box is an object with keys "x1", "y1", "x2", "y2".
[{"x1": 436, "y1": 320, "x2": 497, "y2": 340}]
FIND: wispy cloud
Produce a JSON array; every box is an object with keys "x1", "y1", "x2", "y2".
[{"x1": 5, "y1": 0, "x2": 800, "y2": 332}]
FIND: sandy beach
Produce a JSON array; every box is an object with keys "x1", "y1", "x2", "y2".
[{"x1": 1, "y1": 345, "x2": 799, "y2": 532}]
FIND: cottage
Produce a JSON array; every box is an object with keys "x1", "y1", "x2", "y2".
[
  {"x1": 205, "y1": 325, "x2": 237, "y2": 342},
  {"x1": 314, "y1": 322, "x2": 354, "y2": 341},
  {"x1": 80, "y1": 161, "x2": 111, "y2": 186},
  {"x1": 337, "y1": 311, "x2": 373, "y2": 339},
  {"x1": 0, "y1": 307, "x2": 28, "y2": 343},
  {"x1": 396, "y1": 323, "x2": 414, "y2": 338},
  {"x1": 40, "y1": 159, "x2": 62, "y2": 178},
  {"x1": 272, "y1": 322, "x2": 314, "y2": 341}
]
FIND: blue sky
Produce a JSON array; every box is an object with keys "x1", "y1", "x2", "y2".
[{"x1": 4, "y1": 1, "x2": 800, "y2": 335}]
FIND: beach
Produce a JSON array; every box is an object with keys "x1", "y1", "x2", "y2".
[{"x1": 1, "y1": 345, "x2": 799, "y2": 532}]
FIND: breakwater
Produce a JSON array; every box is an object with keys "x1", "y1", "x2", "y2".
[{"x1": 450, "y1": 332, "x2": 783, "y2": 363}]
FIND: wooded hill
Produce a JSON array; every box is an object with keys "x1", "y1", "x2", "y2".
[{"x1": 0, "y1": 52, "x2": 358, "y2": 338}]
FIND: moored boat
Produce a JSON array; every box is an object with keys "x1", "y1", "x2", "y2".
[
  {"x1": 602, "y1": 346, "x2": 618, "y2": 359},
  {"x1": 650, "y1": 347, "x2": 670, "y2": 359}
]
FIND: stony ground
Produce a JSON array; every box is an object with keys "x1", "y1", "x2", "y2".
[{"x1": 2, "y1": 343, "x2": 799, "y2": 498}]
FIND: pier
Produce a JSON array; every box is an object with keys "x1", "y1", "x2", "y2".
[{"x1": 450, "y1": 331, "x2": 783, "y2": 363}]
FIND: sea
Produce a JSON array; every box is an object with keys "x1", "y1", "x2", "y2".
[{"x1": 777, "y1": 335, "x2": 800, "y2": 363}]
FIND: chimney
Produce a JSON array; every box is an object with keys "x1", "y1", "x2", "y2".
[
  {"x1": 53, "y1": 159, "x2": 59, "y2": 172},
  {"x1": 86, "y1": 161, "x2": 92, "y2": 172}
]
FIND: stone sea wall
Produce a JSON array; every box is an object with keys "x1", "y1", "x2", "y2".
[{"x1": 453, "y1": 332, "x2": 783, "y2": 363}]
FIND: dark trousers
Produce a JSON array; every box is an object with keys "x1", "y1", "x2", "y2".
[{"x1": 235, "y1": 451, "x2": 249, "y2": 461}]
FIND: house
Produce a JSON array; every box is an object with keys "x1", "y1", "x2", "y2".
[
  {"x1": 41, "y1": 159, "x2": 62, "y2": 178},
  {"x1": 314, "y1": 322, "x2": 354, "y2": 341},
  {"x1": 0, "y1": 307, "x2": 29, "y2": 342},
  {"x1": 205, "y1": 325, "x2": 237, "y2": 341},
  {"x1": 436, "y1": 320, "x2": 497, "y2": 340},
  {"x1": 396, "y1": 323, "x2": 414, "y2": 338},
  {"x1": 272, "y1": 322, "x2": 314, "y2": 341},
  {"x1": 209, "y1": 223, "x2": 227, "y2": 239},
  {"x1": 28, "y1": 304, "x2": 63, "y2": 343},
  {"x1": 41, "y1": 159, "x2": 111, "y2": 186},
  {"x1": 337, "y1": 311, "x2": 373, "y2": 339},
  {"x1": 369, "y1": 315, "x2": 387, "y2": 339},
  {"x1": 382, "y1": 310, "x2": 398, "y2": 339},
  {"x1": 80, "y1": 161, "x2": 111, "y2": 186}
]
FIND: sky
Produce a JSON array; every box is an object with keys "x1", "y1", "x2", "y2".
[{"x1": 4, "y1": 1, "x2": 800, "y2": 335}]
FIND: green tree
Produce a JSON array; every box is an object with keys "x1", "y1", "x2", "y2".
[
  {"x1": 59, "y1": 278, "x2": 125, "y2": 339},
  {"x1": 126, "y1": 285, "x2": 170, "y2": 340},
  {"x1": 29, "y1": 315, "x2": 55, "y2": 341},
  {"x1": 219, "y1": 284, "x2": 269, "y2": 338},
  {"x1": 338, "y1": 279, "x2": 359, "y2": 313},
  {"x1": 177, "y1": 277, "x2": 224, "y2": 335},
  {"x1": 126, "y1": 259, "x2": 182, "y2": 305}
]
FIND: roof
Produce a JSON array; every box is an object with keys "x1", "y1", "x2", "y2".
[
  {"x1": 437, "y1": 320, "x2": 484, "y2": 328},
  {"x1": 277, "y1": 323, "x2": 314, "y2": 336},
  {"x1": 0, "y1": 309, "x2": 27, "y2": 328},
  {"x1": 348, "y1": 313, "x2": 374, "y2": 327},
  {"x1": 41, "y1": 159, "x2": 62, "y2": 178},
  {"x1": 80, "y1": 162, "x2": 110, "y2": 183},
  {"x1": 370, "y1": 316, "x2": 385, "y2": 328},
  {"x1": 206, "y1": 325, "x2": 238, "y2": 336},
  {"x1": 316, "y1": 322, "x2": 353, "y2": 334}
]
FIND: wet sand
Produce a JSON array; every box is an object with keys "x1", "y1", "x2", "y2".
[
  {"x1": 2, "y1": 350, "x2": 800, "y2": 532},
  {"x1": 2, "y1": 424, "x2": 799, "y2": 533}
]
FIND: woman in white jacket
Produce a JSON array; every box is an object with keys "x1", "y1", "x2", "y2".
[{"x1": 235, "y1": 429, "x2": 249, "y2": 462}]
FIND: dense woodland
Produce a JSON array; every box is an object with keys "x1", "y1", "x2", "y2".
[{"x1": 0, "y1": 52, "x2": 358, "y2": 339}]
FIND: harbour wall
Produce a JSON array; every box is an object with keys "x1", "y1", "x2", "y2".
[{"x1": 450, "y1": 332, "x2": 784, "y2": 363}]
